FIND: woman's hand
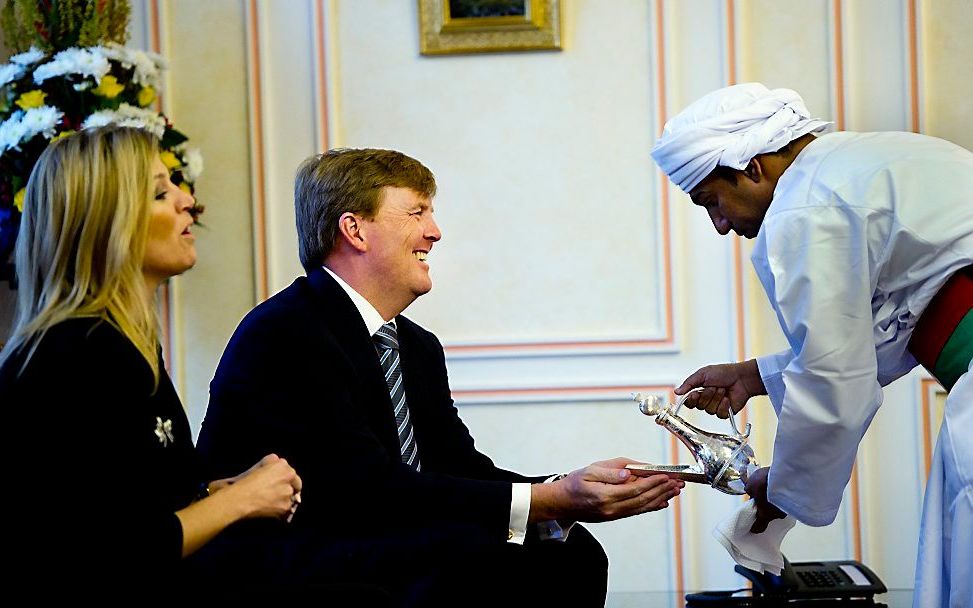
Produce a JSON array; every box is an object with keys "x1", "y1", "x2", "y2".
[
  {"x1": 206, "y1": 453, "x2": 280, "y2": 494},
  {"x1": 176, "y1": 454, "x2": 302, "y2": 557},
  {"x1": 222, "y1": 454, "x2": 302, "y2": 521}
]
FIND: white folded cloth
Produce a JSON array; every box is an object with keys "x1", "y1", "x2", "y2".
[{"x1": 713, "y1": 498, "x2": 796, "y2": 575}]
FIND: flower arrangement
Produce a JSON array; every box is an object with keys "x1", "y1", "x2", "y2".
[{"x1": 0, "y1": 0, "x2": 203, "y2": 284}]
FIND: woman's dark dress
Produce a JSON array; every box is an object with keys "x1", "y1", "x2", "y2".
[{"x1": 2, "y1": 317, "x2": 200, "y2": 587}]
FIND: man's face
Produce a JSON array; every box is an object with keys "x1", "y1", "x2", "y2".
[
  {"x1": 363, "y1": 186, "x2": 442, "y2": 305},
  {"x1": 688, "y1": 168, "x2": 775, "y2": 239}
]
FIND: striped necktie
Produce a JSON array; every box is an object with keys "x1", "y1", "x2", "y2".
[{"x1": 373, "y1": 322, "x2": 420, "y2": 471}]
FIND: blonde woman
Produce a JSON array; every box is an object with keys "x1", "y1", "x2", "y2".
[{"x1": 0, "y1": 126, "x2": 302, "y2": 588}]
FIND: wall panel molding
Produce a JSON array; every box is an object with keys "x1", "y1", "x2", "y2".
[
  {"x1": 919, "y1": 376, "x2": 946, "y2": 482},
  {"x1": 245, "y1": 0, "x2": 270, "y2": 302},
  {"x1": 434, "y1": 0, "x2": 681, "y2": 361},
  {"x1": 312, "y1": 0, "x2": 333, "y2": 152},
  {"x1": 907, "y1": 0, "x2": 921, "y2": 133},
  {"x1": 453, "y1": 383, "x2": 672, "y2": 406}
]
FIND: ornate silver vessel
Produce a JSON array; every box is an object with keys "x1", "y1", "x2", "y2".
[{"x1": 630, "y1": 388, "x2": 758, "y2": 495}]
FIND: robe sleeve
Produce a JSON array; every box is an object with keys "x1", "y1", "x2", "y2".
[
  {"x1": 758, "y1": 204, "x2": 884, "y2": 527},
  {"x1": 756, "y1": 349, "x2": 795, "y2": 415}
]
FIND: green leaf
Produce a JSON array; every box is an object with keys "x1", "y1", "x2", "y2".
[{"x1": 161, "y1": 128, "x2": 188, "y2": 148}]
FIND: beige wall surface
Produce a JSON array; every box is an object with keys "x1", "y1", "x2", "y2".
[
  {"x1": 2, "y1": 0, "x2": 970, "y2": 595},
  {"x1": 127, "y1": 0, "x2": 259, "y2": 432}
]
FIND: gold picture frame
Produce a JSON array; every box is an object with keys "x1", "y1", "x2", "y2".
[{"x1": 418, "y1": 0, "x2": 562, "y2": 56}]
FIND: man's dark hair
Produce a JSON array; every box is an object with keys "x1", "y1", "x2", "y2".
[
  {"x1": 710, "y1": 165, "x2": 740, "y2": 184},
  {"x1": 708, "y1": 137, "x2": 803, "y2": 185},
  {"x1": 294, "y1": 148, "x2": 437, "y2": 273}
]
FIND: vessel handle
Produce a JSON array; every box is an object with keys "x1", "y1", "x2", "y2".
[{"x1": 674, "y1": 387, "x2": 751, "y2": 439}]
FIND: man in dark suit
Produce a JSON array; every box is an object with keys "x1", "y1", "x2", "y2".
[{"x1": 198, "y1": 148, "x2": 683, "y2": 606}]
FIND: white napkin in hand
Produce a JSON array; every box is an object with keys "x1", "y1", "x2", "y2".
[{"x1": 713, "y1": 498, "x2": 796, "y2": 575}]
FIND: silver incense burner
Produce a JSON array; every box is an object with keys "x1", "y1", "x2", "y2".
[{"x1": 629, "y1": 388, "x2": 758, "y2": 495}]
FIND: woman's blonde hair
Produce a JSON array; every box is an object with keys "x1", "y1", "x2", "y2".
[{"x1": 0, "y1": 126, "x2": 162, "y2": 385}]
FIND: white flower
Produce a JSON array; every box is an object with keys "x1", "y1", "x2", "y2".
[
  {"x1": 82, "y1": 103, "x2": 167, "y2": 139},
  {"x1": 0, "y1": 107, "x2": 64, "y2": 154},
  {"x1": 80, "y1": 110, "x2": 116, "y2": 130},
  {"x1": 21, "y1": 106, "x2": 63, "y2": 140},
  {"x1": 0, "y1": 63, "x2": 25, "y2": 88},
  {"x1": 10, "y1": 47, "x2": 46, "y2": 66},
  {"x1": 116, "y1": 118, "x2": 150, "y2": 132},
  {"x1": 0, "y1": 111, "x2": 27, "y2": 154},
  {"x1": 131, "y1": 52, "x2": 163, "y2": 89},
  {"x1": 73, "y1": 81, "x2": 93, "y2": 91},
  {"x1": 116, "y1": 103, "x2": 167, "y2": 138},
  {"x1": 100, "y1": 43, "x2": 165, "y2": 89},
  {"x1": 181, "y1": 148, "x2": 204, "y2": 181},
  {"x1": 73, "y1": 48, "x2": 111, "y2": 80},
  {"x1": 96, "y1": 44, "x2": 134, "y2": 75},
  {"x1": 97, "y1": 43, "x2": 129, "y2": 64},
  {"x1": 34, "y1": 47, "x2": 110, "y2": 84}
]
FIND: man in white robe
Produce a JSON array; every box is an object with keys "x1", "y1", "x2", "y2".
[{"x1": 651, "y1": 83, "x2": 972, "y2": 608}]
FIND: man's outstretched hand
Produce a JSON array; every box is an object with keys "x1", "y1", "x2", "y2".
[{"x1": 529, "y1": 457, "x2": 684, "y2": 524}]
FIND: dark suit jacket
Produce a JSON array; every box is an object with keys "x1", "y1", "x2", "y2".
[{"x1": 198, "y1": 268, "x2": 539, "y2": 540}]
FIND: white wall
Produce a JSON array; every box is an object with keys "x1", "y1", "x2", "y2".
[{"x1": 4, "y1": 0, "x2": 970, "y2": 595}]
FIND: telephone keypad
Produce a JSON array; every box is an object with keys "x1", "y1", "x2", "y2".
[{"x1": 797, "y1": 569, "x2": 848, "y2": 588}]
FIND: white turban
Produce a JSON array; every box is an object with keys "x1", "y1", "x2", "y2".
[{"x1": 651, "y1": 83, "x2": 834, "y2": 193}]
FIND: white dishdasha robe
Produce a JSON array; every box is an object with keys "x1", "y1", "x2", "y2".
[{"x1": 751, "y1": 131, "x2": 973, "y2": 608}]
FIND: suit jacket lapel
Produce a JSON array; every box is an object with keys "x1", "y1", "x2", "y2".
[{"x1": 306, "y1": 268, "x2": 401, "y2": 456}]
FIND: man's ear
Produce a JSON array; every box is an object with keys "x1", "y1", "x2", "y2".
[
  {"x1": 743, "y1": 157, "x2": 764, "y2": 183},
  {"x1": 336, "y1": 212, "x2": 368, "y2": 253}
]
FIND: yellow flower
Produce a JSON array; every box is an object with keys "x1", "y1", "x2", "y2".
[
  {"x1": 91, "y1": 75, "x2": 125, "y2": 98},
  {"x1": 179, "y1": 182, "x2": 192, "y2": 194},
  {"x1": 137, "y1": 86, "x2": 156, "y2": 107},
  {"x1": 14, "y1": 188, "x2": 26, "y2": 212},
  {"x1": 160, "y1": 150, "x2": 182, "y2": 169},
  {"x1": 15, "y1": 89, "x2": 47, "y2": 109},
  {"x1": 51, "y1": 130, "x2": 75, "y2": 142}
]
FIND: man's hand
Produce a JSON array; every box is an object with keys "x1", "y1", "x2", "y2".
[
  {"x1": 674, "y1": 359, "x2": 767, "y2": 418},
  {"x1": 744, "y1": 466, "x2": 786, "y2": 533},
  {"x1": 529, "y1": 457, "x2": 684, "y2": 524}
]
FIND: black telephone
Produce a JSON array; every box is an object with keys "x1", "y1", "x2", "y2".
[
  {"x1": 738, "y1": 557, "x2": 887, "y2": 599},
  {"x1": 686, "y1": 556, "x2": 888, "y2": 606}
]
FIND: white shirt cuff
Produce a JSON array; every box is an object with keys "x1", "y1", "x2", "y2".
[{"x1": 507, "y1": 482, "x2": 531, "y2": 544}]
